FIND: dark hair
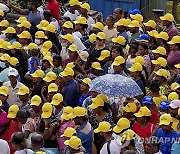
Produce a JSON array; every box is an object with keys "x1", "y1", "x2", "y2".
[
  {"x1": 115, "y1": 8, "x2": 123, "y2": 14},
  {"x1": 11, "y1": 132, "x2": 27, "y2": 149},
  {"x1": 123, "y1": 11, "x2": 128, "y2": 19},
  {"x1": 147, "y1": 136, "x2": 160, "y2": 149},
  {"x1": 29, "y1": 1, "x2": 39, "y2": 8},
  {"x1": 31, "y1": 49, "x2": 39, "y2": 57},
  {"x1": 150, "y1": 80, "x2": 160, "y2": 91},
  {"x1": 129, "y1": 44, "x2": 138, "y2": 53},
  {"x1": 16, "y1": 110, "x2": 30, "y2": 119},
  {"x1": 107, "y1": 15, "x2": 116, "y2": 23},
  {"x1": 111, "y1": 45, "x2": 124, "y2": 57},
  {"x1": 53, "y1": 55, "x2": 62, "y2": 61},
  {"x1": 139, "y1": 42, "x2": 148, "y2": 50},
  {"x1": 61, "y1": 16, "x2": 71, "y2": 22},
  {"x1": 43, "y1": 10, "x2": 53, "y2": 18},
  {"x1": 124, "y1": 150, "x2": 136, "y2": 154},
  {"x1": 31, "y1": 133, "x2": 44, "y2": 147},
  {"x1": 80, "y1": 24, "x2": 88, "y2": 31}
]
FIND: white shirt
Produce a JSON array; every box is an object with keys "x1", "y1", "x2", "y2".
[
  {"x1": 64, "y1": 10, "x2": 79, "y2": 21},
  {"x1": 3, "y1": 81, "x2": 24, "y2": 106},
  {"x1": 0, "y1": 139, "x2": 10, "y2": 154},
  {"x1": 50, "y1": 18, "x2": 60, "y2": 33},
  {"x1": 14, "y1": 149, "x2": 34, "y2": 154},
  {"x1": 72, "y1": 34, "x2": 86, "y2": 50},
  {"x1": 0, "y1": 33, "x2": 7, "y2": 41},
  {"x1": 87, "y1": 16, "x2": 95, "y2": 32},
  {"x1": 100, "y1": 138, "x2": 121, "y2": 154},
  {"x1": 73, "y1": 31, "x2": 82, "y2": 39},
  {"x1": 37, "y1": 5, "x2": 44, "y2": 20},
  {"x1": 60, "y1": 47, "x2": 69, "y2": 61}
]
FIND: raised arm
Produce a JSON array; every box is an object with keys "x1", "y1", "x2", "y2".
[{"x1": 6, "y1": 1, "x2": 27, "y2": 15}]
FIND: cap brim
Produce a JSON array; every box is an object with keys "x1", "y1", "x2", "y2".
[
  {"x1": 61, "y1": 114, "x2": 69, "y2": 120},
  {"x1": 167, "y1": 41, "x2": 174, "y2": 45},
  {"x1": 122, "y1": 107, "x2": 131, "y2": 112},
  {"x1": 0, "y1": 92, "x2": 8, "y2": 96},
  {"x1": 17, "y1": 92, "x2": 26, "y2": 95},
  {"x1": 134, "y1": 113, "x2": 143, "y2": 117},
  {"x1": 97, "y1": 56, "x2": 105, "y2": 61},
  {"x1": 159, "y1": 121, "x2": 170, "y2": 125},
  {"x1": 160, "y1": 17, "x2": 166, "y2": 21},
  {"x1": 113, "y1": 126, "x2": 123, "y2": 134},
  {"x1": 30, "y1": 102, "x2": 40, "y2": 106},
  {"x1": 43, "y1": 77, "x2": 52, "y2": 82},
  {"x1": 94, "y1": 128, "x2": 100, "y2": 133},
  {"x1": 60, "y1": 72, "x2": 68, "y2": 77},
  {"x1": 128, "y1": 68, "x2": 136, "y2": 72},
  {"x1": 7, "y1": 113, "x2": 16, "y2": 118},
  {"x1": 67, "y1": 113, "x2": 76, "y2": 119},
  {"x1": 152, "y1": 60, "x2": 158, "y2": 65},
  {"x1": 169, "y1": 104, "x2": 179, "y2": 109},
  {"x1": 88, "y1": 103, "x2": 98, "y2": 109}
]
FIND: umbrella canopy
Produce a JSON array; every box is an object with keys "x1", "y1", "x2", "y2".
[{"x1": 89, "y1": 74, "x2": 143, "y2": 98}]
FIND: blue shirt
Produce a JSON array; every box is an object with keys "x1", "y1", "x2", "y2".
[
  {"x1": 82, "y1": 96, "x2": 92, "y2": 109},
  {"x1": 29, "y1": 57, "x2": 40, "y2": 74},
  {"x1": 24, "y1": 9, "x2": 41, "y2": 26},
  {"x1": 76, "y1": 121, "x2": 93, "y2": 154},
  {"x1": 117, "y1": 31, "x2": 129, "y2": 42},
  {"x1": 9, "y1": 38, "x2": 16, "y2": 44},
  {"x1": 155, "y1": 128, "x2": 180, "y2": 154},
  {"x1": 61, "y1": 79, "x2": 79, "y2": 107},
  {"x1": 78, "y1": 92, "x2": 91, "y2": 107}
]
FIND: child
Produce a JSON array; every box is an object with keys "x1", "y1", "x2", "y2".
[
  {"x1": 29, "y1": 49, "x2": 40, "y2": 74},
  {"x1": 53, "y1": 55, "x2": 63, "y2": 76}
]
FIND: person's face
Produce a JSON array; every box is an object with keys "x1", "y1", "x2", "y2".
[
  {"x1": 42, "y1": 61, "x2": 50, "y2": 70},
  {"x1": 96, "y1": 38, "x2": 105, "y2": 46},
  {"x1": 0, "y1": 26, "x2": 6, "y2": 31},
  {"x1": 19, "y1": 38, "x2": 27, "y2": 44},
  {"x1": 92, "y1": 69, "x2": 101, "y2": 76},
  {"x1": 90, "y1": 91, "x2": 98, "y2": 98},
  {"x1": 113, "y1": 65, "x2": 122, "y2": 73},
  {"x1": 130, "y1": 71, "x2": 137, "y2": 78},
  {"x1": 161, "y1": 124, "x2": 171, "y2": 132},
  {"x1": 145, "y1": 26, "x2": 153, "y2": 32},
  {"x1": 93, "y1": 107, "x2": 99, "y2": 114},
  {"x1": 163, "y1": 20, "x2": 170, "y2": 26},
  {"x1": 0, "y1": 94, "x2": 7, "y2": 103},
  {"x1": 106, "y1": 17, "x2": 113, "y2": 27},
  {"x1": 32, "y1": 105, "x2": 41, "y2": 113},
  {"x1": 18, "y1": 117, "x2": 27, "y2": 124},
  {"x1": 32, "y1": 77, "x2": 41, "y2": 84},
  {"x1": 5, "y1": 33, "x2": 12, "y2": 39},
  {"x1": 129, "y1": 27, "x2": 135, "y2": 33},
  {"x1": 116, "y1": 26, "x2": 125, "y2": 33},
  {"x1": 129, "y1": 48, "x2": 137, "y2": 58},
  {"x1": 113, "y1": 9, "x2": 122, "y2": 20},
  {"x1": 137, "y1": 117, "x2": 145, "y2": 123},
  {"x1": 80, "y1": 8, "x2": 87, "y2": 14},
  {"x1": 138, "y1": 45, "x2": 145, "y2": 56},
  {"x1": 80, "y1": 82, "x2": 89, "y2": 92},
  {"x1": 28, "y1": 2, "x2": 33, "y2": 11},
  {"x1": 63, "y1": 27, "x2": 73, "y2": 34},
  {"x1": 156, "y1": 38, "x2": 162, "y2": 45},
  {"x1": 153, "y1": 53, "x2": 160, "y2": 60},
  {"x1": 111, "y1": 48, "x2": 120, "y2": 59},
  {"x1": 169, "y1": 107, "x2": 178, "y2": 117},
  {"x1": 75, "y1": 24, "x2": 81, "y2": 31},
  {"x1": 53, "y1": 58, "x2": 61, "y2": 67},
  {"x1": 19, "y1": 94, "x2": 28, "y2": 102},
  {"x1": 73, "y1": 117, "x2": 80, "y2": 125},
  {"x1": 9, "y1": 75, "x2": 17, "y2": 83},
  {"x1": 68, "y1": 50, "x2": 76, "y2": 58},
  {"x1": 146, "y1": 143, "x2": 156, "y2": 154},
  {"x1": 154, "y1": 75, "x2": 164, "y2": 84},
  {"x1": 48, "y1": 92, "x2": 56, "y2": 100},
  {"x1": 10, "y1": 49, "x2": 16, "y2": 55},
  {"x1": 122, "y1": 110, "x2": 132, "y2": 118},
  {"x1": 170, "y1": 44, "x2": 178, "y2": 51}
]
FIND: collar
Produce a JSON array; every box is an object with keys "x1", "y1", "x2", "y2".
[
  {"x1": 77, "y1": 121, "x2": 88, "y2": 130},
  {"x1": 5, "y1": 81, "x2": 22, "y2": 89}
]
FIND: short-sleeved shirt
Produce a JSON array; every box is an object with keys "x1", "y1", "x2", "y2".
[
  {"x1": 78, "y1": 92, "x2": 91, "y2": 107},
  {"x1": 46, "y1": 0, "x2": 60, "y2": 18},
  {"x1": 24, "y1": 9, "x2": 41, "y2": 26},
  {"x1": 0, "y1": 110, "x2": 9, "y2": 141},
  {"x1": 167, "y1": 50, "x2": 180, "y2": 70},
  {"x1": 156, "y1": 128, "x2": 180, "y2": 154},
  {"x1": 22, "y1": 118, "x2": 37, "y2": 133},
  {"x1": 64, "y1": 10, "x2": 79, "y2": 21}
]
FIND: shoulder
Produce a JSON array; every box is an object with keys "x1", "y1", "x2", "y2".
[{"x1": 3, "y1": 81, "x2": 10, "y2": 86}]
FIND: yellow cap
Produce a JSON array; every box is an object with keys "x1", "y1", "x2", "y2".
[
  {"x1": 2, "y1": 27, "x2": 16, "y2": 34},
  {"x1": 41, "y1": 41, "x2": 53, "y2": 52},
  {"x1": 43, "y1": 72, "x2": 57, "y2": 83},
  {"x1": 17, "y1": 86, "x2": 30, "y2": 95},
  {"x1": 94, "y1": 121, "x2": 112, "y2": 133},
  {"x1": 35, "y1": 31, "x2": 47, "y2": 39},
  {"x1": 69, "y1": 0, "x2": 82, "y2": 6},
  {"x1": 92, "y1": 22, "x2": 104, "y2": 31},
  {"x1": 17, "y1": 20, "x2": 31, "y2": 29},
  {"x1": 0, "y1": 9, "x2": 4, "y2": 17},
  {"x1": 74, "y1": 17, "x2": 87, "y2": 25},
  {"x1": 66, "y1": 62, "x2": 75, "y2": 68},
  {"x1": 129, "y1": 62, "x2": 143, "y2": 72},
  {"x1": 0, "y1": 20, "x2": 9, "y2": 27},
  {"x1": 112, "y1": 36, "x2": 126, "y2": 45},
  {"x1": 36, "y1": 20, "x2": 49, "y2": 29},
  {"x1": 168, "y1": 36, "x2": 180, "y2": 45},
  {"x1": 130, "y1": 56, "x2": 145, "y2": 65},
  {"x1": 51, "y1": 93, "x2": 63, "y2": 106},
  {"x1": 31, "y1": 69, "x2": 45, "y2": 78},
  {"x1": 155, "y1": 32, "x2": 169, "y2": 41},
  {"x1": 80, "y1": 3, "x2": 90, "y2": 11},
  {"x1": 24, "y1": 43, "x2": 38, "y2": 50},
  {"x1": 97, "y1": 32, "x2": 106, "y2": 40},
  {"x1": 155, "y1": 69, "x2": 168, "y2": 79},
  {"x1": 42, "y1": 103, "x2": 53, "y2": 118},
  {"x1": 68, "y1": 107, "x2": 87, "y2": 119},
  {"x1": 8, "y1": 41, "x2": 22, "y2": 50},
  {"x1": 148, "y1": 30, "x2": 158, "y2": 37},
  {"x1": 112, "y1": 56, "x2": 125, "y2": 66},
  {"x1": 120, "y1": 129, "x2": 136, "y2": 142},
  {"x1": 64, "y1": 136, "x2": 82, "y2": 150},
  {"x1": 43, "y1": 56, "x2": 54, "y2": 67},
  {"x1": 96, "y1": 94, "x2": 107, "y2": 102},
  {"x1": 10, "y1": 57, "x2": 19, "y2": 66},
  {"x1": 16, "y1": 16, "x2": 27, "y2": 23},
  {"x1": 42, "y1": 24, "x2": 56, "y2": 33},
  {"x1": 134, "y1": 106, "x2": 151, "y2": 117},
  {"x1": 130, "y1": 14, "x2": 143, "y2": 22},
  {"x1": 122, "y1": 102, "x2": 137, "y2": 113},
  {"x1": 68, "y1": 44, "x2": 78, "y2": 52},
  {"x1": 0, "y1": 54, "x2": 11, "y2": 63},
  {"x1": 152, "y1": 57, "x2": 167, "y2": 67},
  {"x1": 0, "y1": 100, "x2": 2, "y2": 107},
  {"x1": 171, "y1": 82, "x2": 180, "y2": 91},
  {"x1": 144, "y1": 20, "x2": 156, "y2": 29},
  {"x1": 159, "y1": 113, "x2": 172, "y2": 125},
  {"x1": 178, "y1": 108, "x2": 180, "y2": 115},
  {"x1": 63, "y1": 21, "x2": 73, "y2": 29},
  {"x1": 0, "y1": 86, "x2": 8, "y2": 96},
  {"x1": 60, "y1": 67, "x2": 74, "y2": 77},
  {"x1": 128, "y1": 20, "x2": 140, "y2": 28},
  {"x1": 18, "y1": 31, "x2": 31, "y2": 39},
  {"x1": 152, "y1": 46, "x2": 166, "y2": 55},
  {"x1": 98, "y1": 50, "x2": 110, "y2": 61},
  {"x1": 175, "y1": 63, "x2": 180, "y2": 69},
  {"x1": 48, "y1": 83, "x2": 58, "y2": 93},
  {"x1": 30, "y1": 95, "x2": 42, "y2": 106},
  {"x1": 7, "y1": 105, "x2": 19, "y2": 118},
  {"x1": 168, "y1": 92, "x2": 179, "y2": 101},
  {"x1": 61, "y1": 34, "x2": 74, "y2": 43},
  {"x1": 91, "y1": 62, "x2": 102, "y2": 70},
  {"x1": 0, "y1": 39, "x2": 4, "y2": 45},
  {"x1": 61, "y1": 127, "x2": 76, "y2": 138},
  {"x1": 0, "y1": 41, "x2": 11, "y2": 50},
  {"x1": 42, "y1": 51, "x2": 51, "y2": 57},
  {"x1": 115, "y1": 18, "x2": 128, "y2": 27},
  {"x1": 125, "y1": 19, "x2": 131, "y2": 26},
  {"x1": 160, "y1": 13, "x2": 174, "y2": 22},
  {"x1": 35, "y1": 152, "x2": 46, "y2": 154},
  {"x1": 61, "y1": 106, "x2": 73, "y2": 120},
  {"x1": 81, "y1": 78, "x2": 91, "y2": 85},
  {"x1": 113, "y1": 118, "x2": 130, "y2": 133},
  {"x1": 89, "y1": 98, "x2": 104, "y2": 109},
  {"x1": 89, "y1": 33, "x2": 96, "y2": 43}
]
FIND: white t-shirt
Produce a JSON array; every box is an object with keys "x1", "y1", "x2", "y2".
[
  {"x1": 72, "y1": 34, "x2": 86, "y2": 50},
  {"x1": 14, "y1": 149, "x2": 34, "y2": 154},
  {"x1": 60, "y1": 47, "x2": 69, "y2": 61},
  {"x1": 73, "y1": 31, "x2": 82, "y2": 39},
  {"x1": 37, "y1": 5, "x2": 44, "y2": 20},
  {"x1": 87, "y1": 16, "x2": 95, "y2": 32},
  {"x1": 0, "y1": 139, "x2": 10, "y2": 154},
  {"x1": 64, "y1": 10, "x2": 79, "y2": 21},
  {"x1": 100, "y1": 138, "x2": 121, "y2": 154}
]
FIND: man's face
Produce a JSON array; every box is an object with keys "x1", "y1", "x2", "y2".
[
  {"x1": 113, "y1": 9, "x2": 122, "y2": 20},
  {"x1": 169, "y1": 107, "x2": 178, "y2": 117},
  {"x1": 0, "y1": 94, "x2": 7, "y2": 103},
  {"x1": 163, "y1": 20, "x2": 170, "y2": 26},
  {"x1": 28, "y1": 2, "x2": 33, "y2": 11},
  {"x1": 9, "y1": 75, "x2": 17, "y2": 83},
  {"x1": 146, "y1": 143, "x2": 156, "y2": 154},
  {"x1": 161, "y1": 124, "x2": 171, "y2": 132},
  {"x1": 32, "y1": 77, "x2": 41, "y2": 84},
  {"x1": 42, "y1": 60, "x2": 50, "y2": 70},
  {"x1": 73, "y1": 117, "x2": 80, "y2": 125},
  {"x1": 113, "y1": 65, "x2": 122, "y2": 73},
  {"x1": 19, "y1": 94, "x2": 28, "y2": 102}
]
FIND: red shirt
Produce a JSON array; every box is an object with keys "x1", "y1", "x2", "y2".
[
  {"x1": 46, "y1": 0, "x2": 60, "y2": 20},
  {"x1": 150, "y1": 108, "x2": 159, "y2": 125}
]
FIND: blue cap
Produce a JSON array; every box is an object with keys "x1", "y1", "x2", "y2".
[
  {"x1": 128, "y1": 10, "x2": 134, "y2": 15},
  {"x1": 142, "y1": 96, "x2": 153, "y2": 105},
  {"x1": 133, "y1": 9, "x2": 141, "y2": 15},
  {"x1": 136, "y1": 34, "x2": 150, "y2": 42},
  {"x1": 160, "y1": 100, "x2": 170, "y2": 111}
]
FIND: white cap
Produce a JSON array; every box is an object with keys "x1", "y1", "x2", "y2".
[
  {"x1": 8, "y1": 68, "x2": 18, "y2": 76},
  {"x1": 78, "y1": 50, "x2": 89, "y2": 62}
]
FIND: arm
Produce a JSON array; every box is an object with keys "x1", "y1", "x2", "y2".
[{"x1": 6, "y1": 1, "x2": 27, "y2": 15}]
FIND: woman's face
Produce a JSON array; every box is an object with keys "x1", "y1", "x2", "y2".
[
  {"x1": 113, "y1": 65, "x2": 122, "y2": 73},
  {"x1": 106, "y1": 17, "x2": 113, "y2": 27},
  {"x1": 93, "y1": 107, "x2": 99, "y2": 114},
  {"x1": 80, "y1": 82, "x2": 89, "y2": 92},
  {"x1": 129, "y1": 48, "x2": 137, "y2": 58},
  {"x1": 130, "y1": 71, "x2": 137, "y2": 78},
  {"x1": 96, "y1": 38, "x2": 104, "y2": 46},
  {"x1": 138, "y1": 45, "x2": 145, "y2": 56},
  {"x1": 111, "y1": 48, "x2": 120, "y2": 59},
  {"x1": 68, "y1": 50, "x2": 76, "y2": 59}
]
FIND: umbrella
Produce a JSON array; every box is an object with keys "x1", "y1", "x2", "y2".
[{"x1": 89, "y1": 74, "x2": 143, "y2": 98}]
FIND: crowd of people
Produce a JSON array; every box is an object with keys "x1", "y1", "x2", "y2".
[{"x1": 0, "y1": 0, "x2": 179, "y2": 154}]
